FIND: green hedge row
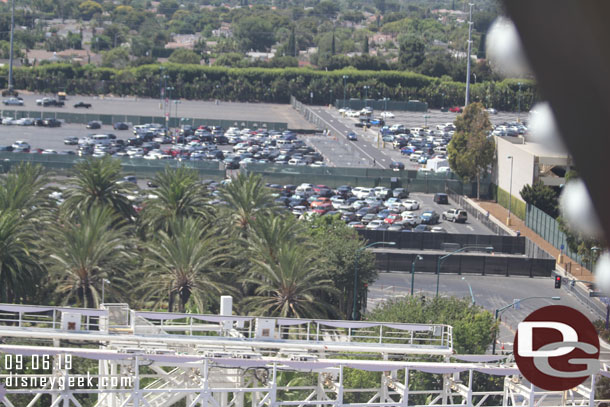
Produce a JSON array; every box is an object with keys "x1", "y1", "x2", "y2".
[
  {"x1": 2, "y1": 63, "x2": 537, "y2": 110},
  {"x1": 495, "y1": 185, "x2": 526, "y2": 220}
]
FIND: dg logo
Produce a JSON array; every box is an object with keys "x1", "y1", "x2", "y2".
[{"x1": 514, "y1": 305, "x2": 600, "y2": 391}]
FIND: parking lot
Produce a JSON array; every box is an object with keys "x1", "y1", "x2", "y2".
[{"x1": 308, "y1": 106, "x2": 524, "y2": 170}]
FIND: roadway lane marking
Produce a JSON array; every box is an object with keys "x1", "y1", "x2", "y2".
[
  {"x1": 314, "y1": 110, "x2": 387, "y2": 168},
  {"x1": 466, "y1": 226, "x2": 474, "y2": 231}
]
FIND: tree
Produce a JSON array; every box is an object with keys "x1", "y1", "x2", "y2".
[
  {"x1": 0, "y1": 210, "x2": 43, "y2": 303},
  {"x1": 63, "y1": 156, "x2": 136, "y2": 220},
  {"x1": 241, "y1": 242, "x2": 339, "y2": 319},
  {"x1": 158, "y1": 0, "x2": 179, "y2": 19},
  {"x1": 138, "y1": 167, "x2": 210, "y2": 236},
  {"x1": 168, "y1": 48, "x2": 201, "y2": 64},
  {"x1": 363, "y1": 35, "x2": 369, "y2": 54},
  {"x1": 101, "y1": 47, "x2": 130, "y2": 69},
  {"x1": 139, "y1": 217, "x2": 231, "y2": 313},
  {"x1": 398, "y1": 34, "x2": 425, "y2": 69},
  {"x1": 287, "y1": 26, "x2": 296, "y2": 57},
  {"x1": 447, "y1": 102, "x2": 494, "y2": 199},
  {"x1": 520, "y1": 180, "x2": 559, "y2": 218},
  {"x1": 305, "y1": 215, "x2": 376, "y2": 319},
  {"x1": 331, "y1": 29, "x2": 336, "y2": 55},
  {"x1": 78, "y1": 0, "x2": 102, "y2": 20},
  {"x1": 233, "y1": 16, "x2": 275, "y2": 52},
  {"x1": 217, "y1": 173, "x2": 276, "y2": 235},
  {"x1": 47, "y1": 206, "x2": 134, "y2": 308}
]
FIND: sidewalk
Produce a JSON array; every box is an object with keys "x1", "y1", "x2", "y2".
[{"x1": 475, "y1": 200, "x2": 594, "y2": 282}]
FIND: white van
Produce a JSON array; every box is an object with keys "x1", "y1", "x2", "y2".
[
  {"x1": 92, "y1": 134, "x2": 112, "y2": 146},
  {"x1": 295, "y1": 185, "x2": 314, "y2": 196}
]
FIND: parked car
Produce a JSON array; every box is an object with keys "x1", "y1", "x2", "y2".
[
  {"x1": 449, "y1": 106, "x2": 463, "y2": 113},
  {"x1": 86, "y1": 121, "x2": 102, "y2": 129},
  {"x1": 420, "y1": 210, "x2": 440, "y2": 224},
  {"x1": 380, "y1": 111, "x2": 395, "y2": 118},
  {"x1": 433, "y1": 193, "x2": 449, "y2": 204},
  {"x1": 74, "y1": 101, "x2": 92, "y2": 108},
  {"x1": 43, "y1": 118, "x2": 61, "y2": 127},
  {"x1": 3, "y1": 97, "x2": 23, "y2": 106},
  {"x1": 402, "y1": 200, "x2": 420, "y2": 210},
  {"x1": 442, "y1": 208, "x2": 468, "y2": 223},
  {"x1": 64, "y1": 136, "x2": 78, "y2": 145},
  {"x1": 113, "y1": 122, "x2": 129, "y2": 130}
]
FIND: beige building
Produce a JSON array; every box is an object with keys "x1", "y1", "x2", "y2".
[{"x1": 494, "y1": 135, "x2": 572, "y2": 202}]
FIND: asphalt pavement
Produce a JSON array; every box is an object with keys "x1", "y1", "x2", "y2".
[
  {"x1": 369, "y1": 273, "x2": 605, "y2": 356},
  {"x1": 1, "y1": 93, "x2": 316, "y2": 130}
]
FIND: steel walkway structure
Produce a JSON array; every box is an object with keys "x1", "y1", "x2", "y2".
[{"x1": 0, "y1": 299, "x2": 607, "y2": 407}]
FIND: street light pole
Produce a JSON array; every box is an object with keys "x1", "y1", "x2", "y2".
[
  {"x1": 464, "y1": 2, "x2": 474, "y2": 106},
  {"x1": 8, "y1": 0, "x2": 15, "y2": 92},
  {"x1": 507, "y1": 155, "x2": 514, "y2": 226},
  {"x1": 410, "y1": 255, "x2": 423, "y2": 296},
  {"x1": 353, "y1": 241, "x2": 395, "y2": 320},
  {"x1": 436, "y1": 246, "x2": 494, "y2": 297},
  {"x1": 461, "y1": 277, "x2": 475, "y2": 305},
  {"x1": 342, "y1": 75, "x2": 349, "y2": 110},
  {"x1": 492, "y1": 296, "x2": 560, "y2": 354},
  {"x1": 517, "y1": 82, "x2": 522, "y2": 122},
  {"x1": 363, "y1": 86, "x2": 369, "y2": 108}
]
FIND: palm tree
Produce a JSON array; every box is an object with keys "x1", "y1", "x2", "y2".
[
  {"x1": 0, "y1": 162, "x2": 53, "y2": 219},
  {"x1": 46, "y1": 206, "x2": 135, "y2": 308},
  {"x1": 63, "y1": 156, "x2": 135, "y2": 219},
  {"x1": 0, "y1": 210, "x2": 43, "y2": 303},
  {"x1": 242, "y1": 243, "x2": 338, "y2": 319},
  {"x1": 217, "y1": 173, "x2": 276, "y2": 235},
  {"x1": 138, "y1": 166, "x2": 211, "y2": 236},
  {"x1": 247, "y1": 213, "x2": 311, "y2": 264},
  {"x1": 139, "y1": 217, "x2": 233, "y2": 313}
]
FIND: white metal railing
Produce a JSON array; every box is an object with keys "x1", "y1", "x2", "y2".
[{"x1": 0, "y1": 304, "x2": 453, "y2": 352}]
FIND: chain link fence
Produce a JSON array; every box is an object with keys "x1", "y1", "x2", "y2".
[{"x1": 0, "y1": 109, "x2": 288, "y2": 131}]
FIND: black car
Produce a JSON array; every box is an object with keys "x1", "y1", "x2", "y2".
[
  {"x1": 86, "y1": 121, "x2": 101, "y2": 129},
  {"x1": 147, "y1": 180, "x2": 158, "y2": 188},
  {"x1": 74, "y1": 102, "x2": 92, "y2": 108},
  {"x1": 113, "y1": 122, "x2": 129, "y2": 130},
  {"x1": 126, "y1": 137, "x2": 143, "y2": 146},
  {"x1": 43, "y1": 118, "x2": 61, "y2": 127},
  {"x1": 214, "y1": 135, "x2": 229, "y2": 145},
  {"x1": 390, "y1": 161, "x2": 405, "y2": 170},
  {"x1": 0, "y1": 145, "x2": 13, "y2": 151},
  {"x1": 347, "y1": 132, "x2": 358, "y2": 141}
]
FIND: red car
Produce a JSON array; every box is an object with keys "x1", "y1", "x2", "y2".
[
  {"x1": 449, "y1": 106, "x2": 463, "y2": 113},
  {"x1": 384, "y1": 214, "x2": 403, "y2": 224},
  {"x1": 310, "y1": 197, "x2": 331, "y2": 208}
]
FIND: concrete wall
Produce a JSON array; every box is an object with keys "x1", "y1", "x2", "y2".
[{"x1": 494, "y1": 136, "x2": 536, "y2": 203}]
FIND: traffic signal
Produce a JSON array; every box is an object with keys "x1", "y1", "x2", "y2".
[{"x1": 555, "y1": 275, "x2": 562, "y2": 289}]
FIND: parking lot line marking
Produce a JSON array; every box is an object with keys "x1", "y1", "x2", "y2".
[{"x1": 467, "y1": 226, "x2": 474, "y2": 231}]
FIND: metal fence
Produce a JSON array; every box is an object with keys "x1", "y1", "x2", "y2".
[
  {"x1": 525, "y1": 204, "x2": 585, "y2": 265},
  {"x1": 0, "y1": 152, "x2": 227, "y2": 179},
  {"x1": 334, "y1": 99, "x2": 429, "y2": 112},
  {"x1": 0, "y1": 109, "x2": 288, "y2": 131},
  {"x1": 447, "y1": 188, "x2": 510, "y2": 236},
  {"x1": 375, "y1": 251, "x2": 555, "y2": 277},
  {"x1": 358, "y1": 230, "x2": 526, "y2": 254}
]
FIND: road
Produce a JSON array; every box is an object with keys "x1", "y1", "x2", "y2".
[{"x1": 370, "y1": 273, "x2": 606, "y2": 356}]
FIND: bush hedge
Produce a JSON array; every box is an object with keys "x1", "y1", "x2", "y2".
[
  {"x1": 494, "y1": 184, "x2": 526, "y2": 220},
  {"x1": 2, "y1": 63, "x2": 537, "y2": 110}
]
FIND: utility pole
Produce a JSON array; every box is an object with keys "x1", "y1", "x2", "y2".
[
  {"x1": 464, "y1": 3, "x2": 473, "y2": 106},
  {"x1": 8, "y1": 0, "x2": 15, "y2": 92}
]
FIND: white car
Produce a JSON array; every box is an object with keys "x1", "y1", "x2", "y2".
[
  {"x1": 373, "y1": 186, "x2": 390, "y2": 199},
  {"x1": 380, "y1": 111, "x2": 395, "y2": 119},
  {"x1": 366, "y1": 220, "x2": 385, "y2": 230},
  {"x1": 2, "y1": 117, "x2": 14, "y2": 125},
  {"x1": 346, "y1": 110, "x2": 361, "y2": 118},
  {"x1": 15, "y1": 118, "x2": 34, "y2": 126},
  {"x1": 401, "y1": 213, "x2": 420, "y2": 226},
  {"x1": 486, "y1": 108, "x2": 498, "y2": 115},
  {"x1": 402, "y1": 200, "x2": 420, "y2": 211},
  {"x1": 11, "y1": 140, "x2": 30, "y2": 149},
  {"x1": 353, "y1": 187, "x2": 373, "y2": 199}
]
